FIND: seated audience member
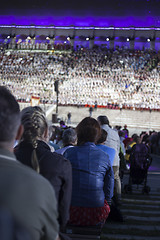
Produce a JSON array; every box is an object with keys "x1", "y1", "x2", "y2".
[
  {"x1": 122, "y1": 125, "x2": 129, "y2": 138},
  {"x1": 14, "y1": 106, "x2": 72, "y2": 235},
  {"x1": 119, "y1": 130, "x2": 126, "y2": 157},
  {"x1": 56, "y1": 128, "x2": 77, "y2": 155},
  {"x1": 64, "y1": 117, "x2": 114, "y2": 226},
  {"x1": 97, "y1": 115, "x2": 121, "y2": 203},
  {"x1": 97, "y1": 116, "x2": 124, "y2": 222},
  {"x1": 118, "y1": 130, "x2": 127, "y2": 184},
  {"x1": 96, "y1": 128, "x2": 116, "y2": 166},
  {"x1": 57, "y1": 126, "x2": 65, "y2": 149},
  {"x1": 125, "y1": 134, "x2": 141, "y2": 163},
  {"x1": 0, "y1": 86, "x2": 59, "y2": 240},
  {"x1": 60, "y1": 120, "x2": 66, "y2": 129},
  {"x1": 48, "y1": 125, "x2": 60, "y2": 151}
]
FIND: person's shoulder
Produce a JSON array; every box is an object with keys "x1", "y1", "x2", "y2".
[
  {"x1": 53, "y1": 150, "x2": 67, "y2": 158},
  {"x1": 55, "y1": 148, "x2": 62, "y2": 154},
  {"x1": 111, "y1": 128, "x2": 120, "y2": 138},
  {"x1": 94, "y1": 145, "x2": 109, "y2": 155},
  {"x1": 95, "y1": 146, "x2": 111, "y2": 164},
  {"x1": 7, "y1": 160, "x2": 55, "y2": 192},
  {"x1": 52, "y1": 151, "x2": 72, "y2": 166},
  {"x1": 106, "y1": 145, "x2": 116, "y2": 153},
  {"x1": 102, "y1": 124, "x2": 109, "y2": 132},
  {"x1": 98, "y1": 146, "x2": 109, "y2": 155},
  {"x1": 16, "y1": 160, "x2": 44, "y2": 179},
  {"x1": 64, "y1": 145, "x2": 77, "y2": 156},
  {"x1": 19, "y1": 163, "x2": 58, "y2": 210},
  {"x1": 99, "y1": 144, "x2": 115, "y2": 152}
]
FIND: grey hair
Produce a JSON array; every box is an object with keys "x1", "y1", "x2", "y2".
[{"x1": 62, "y1": 128, "x2": 77, "y2": 146}]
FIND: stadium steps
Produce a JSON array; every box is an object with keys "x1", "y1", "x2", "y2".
[{"x1": 101, "y1": 183, "x2": 160, "y2": 240}]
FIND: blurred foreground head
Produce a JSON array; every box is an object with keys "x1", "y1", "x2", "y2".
[{"x1": 0, "y1": 86, "x2": 20, "y2": 147}]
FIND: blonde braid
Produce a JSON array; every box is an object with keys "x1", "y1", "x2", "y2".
[{"x1": 21, "y1": 109, "x2": 48, "y2": 173}]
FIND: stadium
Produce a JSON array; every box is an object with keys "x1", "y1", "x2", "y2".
[{"x1": 1, "y1": 1, "x2": 160, "y2": 240}]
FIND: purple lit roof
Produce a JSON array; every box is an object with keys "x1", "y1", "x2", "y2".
[
  {"x1": 0, "y1": 0, "x2": 160, "y2": 27},
  {"x1": 0, "y1": 15, "x2": 160, "y2": 28}
]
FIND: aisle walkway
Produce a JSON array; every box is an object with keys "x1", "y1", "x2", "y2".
[
  {"x1": 101, "y1": 155, "x2": 160, "y2": 240},
  {"x1": 102, "y1": 181, "x2": 160, "y2": 239}
]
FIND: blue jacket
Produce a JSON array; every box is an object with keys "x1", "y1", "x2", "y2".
[
  {"x1": 64, "y1": 142, "x2": 114, "y2": 208},
  {"x1": 96, "y1": 144, "x2": 116, "y2": 166}
]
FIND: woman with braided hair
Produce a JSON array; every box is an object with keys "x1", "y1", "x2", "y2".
[{"x1": 14, "y1": 106, "x2": 72, "y2": 237}]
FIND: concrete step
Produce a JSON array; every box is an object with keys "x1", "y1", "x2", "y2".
[
  {"x1": 122, "y1": 198, "x2": 160, "y2": 205},
  {"x1": 101, "y1": 233, "x2": 160, "y2": 240},
  {"x1": 122, "y1": 203, "x2": 160, "y2": 210},
  {"x1": 101, "y1": 184, "x2": 160, "y2": 240},
  {"x1": 124, "y1": 215, "x2": 160, "y2": 221},
  {"x1": 122, "y1": 209, "x2": 160, "y2": 215},
  {"x1": 103, "y1": 223, "x2": 160, "y2": 230}
]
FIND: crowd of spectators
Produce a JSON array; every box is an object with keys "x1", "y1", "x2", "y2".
[
  {"x1": 1, "y1": 85, "x2": 160, "y2": 240},
  {"x1": 0, "y1": 47, "x2": 160, "y2": 110},
  {"x1": 6, "y1": 39, "x2": 72, "y2": 51},
  {"x1": 51, "y1": 120, "x2": 160, "y2": 157}
]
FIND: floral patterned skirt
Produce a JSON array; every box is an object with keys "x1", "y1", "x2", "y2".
[{"x1": 69, "y1": 200, "x2": 110, "y2": 226}]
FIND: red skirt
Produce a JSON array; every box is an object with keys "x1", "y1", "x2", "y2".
[{"x1": 69, "y1": 200, "x2": 110, "y2": 226}]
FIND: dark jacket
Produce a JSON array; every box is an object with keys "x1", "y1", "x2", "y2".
[
  {"x1": 0, "y1": 147, "x2": 59, "y2": 240},
  {"x1": 14, "y1": 140, "x2": 72, "y2": 228},
  {"x1": 64, "y1": 142, "x2": 114, "y2": 208}
]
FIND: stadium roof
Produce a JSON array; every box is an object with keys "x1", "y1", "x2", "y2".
[{"x1": 0, "y1": 0, "x2": 160, "y2": 27}]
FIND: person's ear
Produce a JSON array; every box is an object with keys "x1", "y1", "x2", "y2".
[{"x1": 15, "y1": 125, "x2": 24, "y2": 140}]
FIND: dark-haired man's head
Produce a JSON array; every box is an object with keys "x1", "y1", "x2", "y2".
[
  {"x1": 0, "y1": 86, "x2": 21, "y2": 150},
  {"x1": 97, "y1": 115, "x2": 109, "y2": 126},
  {"x1": 96, "y1": 129, "x2": 108, "y2": 144},
  {"x1": 132, "y1": 133, "x2": 141, "y2": 144}
]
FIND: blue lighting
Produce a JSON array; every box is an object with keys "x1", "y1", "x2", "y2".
[
  {"x1": 1, "y1": 25, "x2": 160, "y2": 32},
  {"x1": 0, "y1": 15, "x2": 160, "y2": 28}
]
